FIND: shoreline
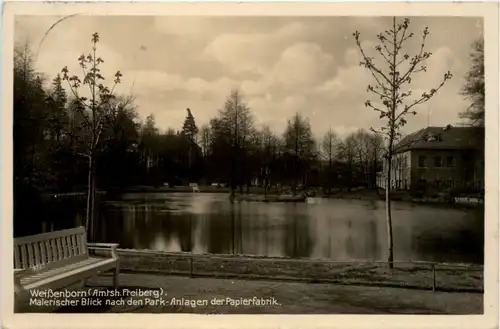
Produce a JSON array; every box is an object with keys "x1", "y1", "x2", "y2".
[
  {"x1": 92, "y1": 249, "x2": 484, "y2": 293},
  {"x1": 70, "y1": 187, "x2": 485, "y2": 207},
  {"x1": 41, "y1": 187, "x2": 484, "y2": 208}
]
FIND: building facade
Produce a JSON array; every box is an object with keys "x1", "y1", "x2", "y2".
[{"x1": 377, "y1": 126, "x2": 484, "y2": 191}]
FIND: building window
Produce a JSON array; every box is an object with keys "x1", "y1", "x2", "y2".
[
  {"x1": 446, "y1": 156, "x2": 454, "y2": 167},
  {"x1": 418, "y1": 156, "x2": 427, "y2": 168},
  {"x1": 434, "y1": 156, "x2": 442, "y2": 168}
]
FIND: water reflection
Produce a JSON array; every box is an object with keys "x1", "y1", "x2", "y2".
[{"x1": 85, "y1": 193, "x2": 484, "y2": 264}]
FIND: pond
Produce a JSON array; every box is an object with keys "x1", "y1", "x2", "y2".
[{"x1": 83, "y1": 192, "x2": 483, "y2": 264}]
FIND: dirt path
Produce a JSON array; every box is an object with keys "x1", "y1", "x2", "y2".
[{"x1": 19, "y1": 273, "x2": 482, "y2": 314}]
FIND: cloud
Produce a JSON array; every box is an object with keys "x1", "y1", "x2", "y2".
[
  {"x1": 15, "y1": 16, "x2": 482, "y2": 139},
  {"x1": 202, "y1": 21, "x2": 336, "y2": 76},
  {"x1": 271, "y1": 42, "x2": 336, "y2": 90}
]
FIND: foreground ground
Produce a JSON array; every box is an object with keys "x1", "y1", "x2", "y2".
[{"x1": 19, "y1": 273, "x2": 482, "y2": 314}]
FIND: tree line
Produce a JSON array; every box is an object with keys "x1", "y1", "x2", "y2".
[{"x1": 14, "y1": 41, "x2": 384, "y2": 198}]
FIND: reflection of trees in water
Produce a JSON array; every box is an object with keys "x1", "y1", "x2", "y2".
[
  {"x1": 105, "y1": 205, "x2": 135, "y2": 248},
  {"x1": 308, "y1": 201, "x2": 382, "y2": 261},
  {"x1": 206, "y1": 205, "x2": 234, "y2": 254},
  {"x1": 239, "y1": 203, "x2": 269, "y2": 255},
  {"x1": 99, "y1": 202, "x2": 188, "y2": 251},
  {"x1": 343, "y1": 216, "x2": 383, "y2": 260},
  {"x1": 133, "y1": 204, "x2": 161, "y2": 249},
  {"x1": 37, "y1": 196, "x2": 87, "y2": 236},
  {"x1": 178, "y1": 214, "x2": 196, "y2": 252},
  {"x1": 282, "y1": 204, "x2": 313, "y2": 258},
  {"x1": 87, "y1": 195, "x2": 483, "y2": 264},
  {"x1": 191, "y1": 214, "x2": 208, "y2": 254}
]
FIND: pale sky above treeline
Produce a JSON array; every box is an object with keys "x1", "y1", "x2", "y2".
[{"x1": 15, "y1": 15, "x2": 483, "y2": 138}]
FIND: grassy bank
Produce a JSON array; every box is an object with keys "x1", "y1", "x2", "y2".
[{"x1": 93, "y1": 249, "x2": 483, "y2": 293}]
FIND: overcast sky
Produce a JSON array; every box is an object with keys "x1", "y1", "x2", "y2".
[{"x1": 15, "y1": 16, "x2": 483, "y2": 139}]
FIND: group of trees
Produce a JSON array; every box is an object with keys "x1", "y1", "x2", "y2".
[{"x1": 131, "y1": 89, "x2": 385, "y2": 196}]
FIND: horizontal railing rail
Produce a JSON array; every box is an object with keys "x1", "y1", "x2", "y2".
[{"x1": 95, "y1": 249, "x2": 484, "y2": 293}]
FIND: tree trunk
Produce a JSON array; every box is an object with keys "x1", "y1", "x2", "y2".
[
  {"x1": 90, "y1": 168, "x2": 96, "y2": 241},
  {"x1": 85, "y1": 156, "x2": 93, "y2": 236},
  {"x1": 385, "y1": 157, "x2": 394, "y2": 269},
  {"x1": 385, "y1": 15, "x2": 396, "y2": 270},
  {"x1": 328, "y1": 158, "x2": 332, "y2": 194}
]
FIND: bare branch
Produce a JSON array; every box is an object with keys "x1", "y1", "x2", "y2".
[
  {"x1": 368, "y1": 85, "x2": 391, "y2": 102},
  {"x1": 354, "y1": 31, "x2": 393, "y2": 86},
  {"x1": 396, "y1": 71, "x2": 452, "y2": 121},
  {"x1": 375, "y1": 45, "x2": 392, "y2": 67},
  {"x1": 397, "y1": 27, "x2": 431, "y2": 87}
]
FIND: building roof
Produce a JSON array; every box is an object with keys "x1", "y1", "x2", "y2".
[{"x1": 393, "y1": 125, "x2": 484, "y2": 153}]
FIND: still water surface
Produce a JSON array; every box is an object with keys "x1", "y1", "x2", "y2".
[{"x1": 88, "y1": 193, "x2": 483, "y2": 264}]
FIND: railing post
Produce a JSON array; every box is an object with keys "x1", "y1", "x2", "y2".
[{"x1": 432, "y1": 263, "x2": 436, "y2": 292}]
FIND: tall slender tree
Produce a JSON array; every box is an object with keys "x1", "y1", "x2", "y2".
[
  {"x1": 354, "y1": 17, "x2": 452, "y2": 268},
  {"x1": 181, "y1": 108, "x2": 199, "y2": 180},
  {"x1": 321, "y1": 128, "x2": 339, "y2": 194},
  {"x1": 181, "y1": 108, "x2": 199, "y2": 142},
  {"x1": 61, "y1": 32, "x2": 125, "y2": 239},
  {"x1": 283, "y1": 113, "x2": 315, "y2": 193},
  {"x1": 218, "y1": 89, "x2": 255, "y2": 197}
]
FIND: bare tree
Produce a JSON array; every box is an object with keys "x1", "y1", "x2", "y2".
[
  {"x1": 283, "y1": 113, "x2": 315, "y2": 193},
  {"x1": 199, "y1": 124, "x2": 211, "y2": 159},
  {"x1": 61, "y1": 32, "x2": 126, "y2": 239},
  {"x1": 338, "y1": 134, "x2": 357, "y2": 190},
  {"x1": 220, "y1": 89, "x2": 255, "y2": 197},
  {"x1": 354, "y1": 17, "x2": 452, "y2": 268},
  {"x1": 321, "y1": 128, "x2": 339, "y2": 193}
]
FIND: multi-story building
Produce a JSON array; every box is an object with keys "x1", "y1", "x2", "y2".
[{"x1": 376, "y1": 125, "x2": 484, "y2": 191}]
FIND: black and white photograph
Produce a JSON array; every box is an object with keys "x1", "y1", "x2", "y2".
[{"x1": 2, "y1": 2, "x2": 498, "y2": 327}]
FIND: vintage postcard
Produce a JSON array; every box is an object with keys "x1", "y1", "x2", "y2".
[{"x1": 1, "y1": 1, "x2": 498, "y2": 329}]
